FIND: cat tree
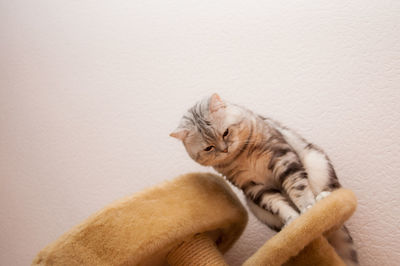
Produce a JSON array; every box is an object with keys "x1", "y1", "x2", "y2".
[{"x1": 32, "y1": 172, "x2": 356, "y2": 265}]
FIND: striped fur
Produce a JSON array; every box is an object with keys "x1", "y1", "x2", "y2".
[
  {"x1": 268, "y1": 118, "x2": 358, "y2": 265},
  {"x1": 171, "y1": 94, "x2": 358, "y2": 265}
]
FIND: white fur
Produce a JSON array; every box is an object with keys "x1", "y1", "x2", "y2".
[
  {"x1": 276, "y1": 127, "x2": 307, "y2": 154},
  {"x1": 301, "y1": 150, "x2": 331, "y2": 195},
  {"x1": 316, "y1": 191, "x2": 331, "y2": 201},
  {"x1": 294, "y1": 188, "x2": 316, "y2": 213},
  {"x1": 273, "y1": 125, "x2": 331, "y2": 196}
]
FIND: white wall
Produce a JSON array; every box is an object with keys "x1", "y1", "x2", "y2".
[{"x1": 1, "y1": 1, "x2": 399, "y2": 265}]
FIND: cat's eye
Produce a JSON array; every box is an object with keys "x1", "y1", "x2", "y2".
[
  {"x1": 223, "y1": 128, "x2": 229, "y2": 138},
  {"x1": 204, "y1": 146, "x2": 214, "y2": 152}
]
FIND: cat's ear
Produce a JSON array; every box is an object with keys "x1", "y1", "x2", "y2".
[
  {"x1": 169, "y1": 127, "x2": 189, "y2": 141},
  {"x1": 209, "y1": 93, "x2": 226, "y2": 113}
]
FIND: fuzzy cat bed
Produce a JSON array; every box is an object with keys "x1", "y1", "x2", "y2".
[
  {"x1": 32, "y1": 173, "x2": 248, "y2": 265},
  {"x1": 32, "y1": 172, "x2": 357, "y2": 266}
]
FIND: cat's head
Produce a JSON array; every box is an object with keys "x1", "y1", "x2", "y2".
[{"x1": 170, "y1": 93, "x2": 250, "y2": 166}]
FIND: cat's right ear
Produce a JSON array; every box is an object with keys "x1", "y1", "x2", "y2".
[
  {"x1": 169, "y1": 127, "x2": 189, "y2": 141},
  {"x1": 209, "y1": 93, "x2": 226, "y2": 113}
]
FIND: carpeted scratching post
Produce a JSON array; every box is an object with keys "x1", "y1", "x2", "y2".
[
  {"x1": 167, "y1": 233, "x2": 227, "y2": 266},
  {"x1": 32, "y1": 173, "x2": 247, "y2": 265},
  {"x1": 244, "y1": 188, "x2": 357, "y2": 266}
]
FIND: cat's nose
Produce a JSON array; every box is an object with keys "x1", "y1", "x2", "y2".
[{"x1": 222, "y1": 148, "x2": 228, "y2": 153}]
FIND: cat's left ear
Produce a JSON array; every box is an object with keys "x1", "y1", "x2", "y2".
[
  {"x1": 209, "y1": 93, "x2": 226, "y2": 113},
  {"x1": 169, "y1": 127, "x2": 189, "y2": 141}
]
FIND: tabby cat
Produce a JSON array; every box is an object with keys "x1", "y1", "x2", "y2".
[{"x1": 170, "y1": 93, "x2": 358, "y2": 265}]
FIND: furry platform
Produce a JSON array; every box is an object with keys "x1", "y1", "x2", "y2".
[
  {"x1": 33, "y1": 174, "x2": 357, "y2": 265},
  {"x1": 243, "y1": 188, "x2": 357, "y2": 266},
  {"x1": 32, "y1": 173, "x2": 248, "y2": 265}
]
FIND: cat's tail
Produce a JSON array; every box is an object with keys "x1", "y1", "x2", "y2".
[{"x1": 327, "y1": 225, "x2": 359, "y2": 265}]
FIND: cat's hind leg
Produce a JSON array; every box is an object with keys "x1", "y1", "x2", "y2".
[
  {"x1": 327, "y1": 225, "x2": 359, "y2": 265},
  {"x1": 300, "y1": 145, "x2": 341, "y2": 195},
  {"x1": 271, "y1": 122, "x2": 341, "y2": 195}
]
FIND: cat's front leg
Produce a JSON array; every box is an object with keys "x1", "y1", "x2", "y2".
[
  {"x1": 282, "y1": 174, "x2": 316, "y2": 213},
  {"x1": 244, "y1": 184, "x2": 300, "y2": 225},
  {"x1": 270, "y1": 145, "x2": 316, "y2": 213},
  {"x1": 274, "y1": 160, "x2": 316, "y2": 213}
]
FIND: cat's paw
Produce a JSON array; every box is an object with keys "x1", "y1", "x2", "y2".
[
  {"x1": 316, "y1": 191, "x2": 331, "y2": 202},
  {"x1": 300, "y1": 204, "x2": 313, "y2": 214},
  {"x1": 284, "y1": 214, "x2": 299, "y2": 227}
]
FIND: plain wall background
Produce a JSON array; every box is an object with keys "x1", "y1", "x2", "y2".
[{"x1": 1, "y1": 1, "x2": 399, "y2": 265}]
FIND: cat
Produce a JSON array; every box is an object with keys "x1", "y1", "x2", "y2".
[{"x1": 170, "y1": 93, "x2": 358, "y2": 265}]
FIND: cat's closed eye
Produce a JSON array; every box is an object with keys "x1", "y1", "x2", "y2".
[
  {"x1": 223, "y1": 128, "x2": 229, "y2": 139},
  {"x1": 204, "y1": 146, "x2": 214, "y2": 152}
]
